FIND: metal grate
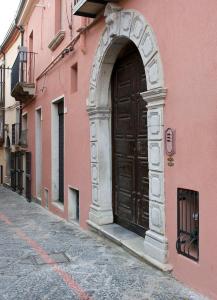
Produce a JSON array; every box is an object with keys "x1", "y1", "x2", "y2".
[
  {"x1": 11, "y1": 50, "x2": 36, "y2": 94},
  {"x1": 176, "y1": 188, "x2": 199, "y2": 261}
]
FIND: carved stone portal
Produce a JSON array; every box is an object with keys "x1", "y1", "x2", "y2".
[{"x1": 87, "y1": 4, "x2": 168, "y2": 265}]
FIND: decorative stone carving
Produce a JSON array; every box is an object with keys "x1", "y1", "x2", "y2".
[
  {"x1": 87, "y1": 107, "x2": 111, "y2": 120},
  {"x1": 145, "y1": 53, "x2": 164, "y2": 90},
  {"x1": 91, "y1": 164, "x2": 98, "y2": 184},
  {"x1": 150, "y1": 172, "x2": 161, "y2": 198},
  {"x1": 141, "y1": 88, "x2": 167, "y2": 108},
  {"x1": 91, "y1": 142, "x2": 98, "y2": 162},
  {"x1": 139, "y1": 26, "x2": 157, "y2": 66},
  {"x1": 149, "y1": 171, "x2": 164, "y2": 203},
  {"x1": 89, "y1": 85, "x2": 96, "y2": 106},
  {"x1": 130, "y1": 15, "x2": 147, "y2": 46},
  {"x1": 150, "y1": 202, "x2": 165, "y2": 235},
  {"x1": 90, "y1": 122, "x2": 97, "y2": 141},
  {"x1": 148, "y1": 141, "x2": 163, "y2": 172},
  {"x1": 105, "y1": 9, "x2": 121, "y2": 38},
  {"x1": 148, "y1": 107, "x2": 163, "y2": 141},
  {"x1": 120, "y1": 11, "x2": 134, "y2": 37},
  {"x1": 151, "y1": 206, "x2": 161, "y2": 227},
  {"x1": 104, "y1": 3, "x2": 122, "y2": 19}
]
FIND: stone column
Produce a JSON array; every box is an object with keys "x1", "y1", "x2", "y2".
[
  {"x1": 87, "y1": 106, "x2": 113, "y2": 225},
  {"x1": 141, "y1": 88, "x2": 168, "y2": 264}
]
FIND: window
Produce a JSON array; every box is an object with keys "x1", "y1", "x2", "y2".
[
  {"x1": 20, "y1": 114, "x2": 28, "y2": 147},
  {"x1": 176, "y1": 188, "x2": 199, "y2": 261},
  {"x1": 55, "y1": 0, "x2": 64, "y2": 34},
  {"x1": 68, "y1": 187, "x2": 79, "y2": 222},
  {"x1": 29, "y1": 31, "x2": 33, "y2": 52},
  {"x1": 71, "y1": 63, "x2": 78, "y2": 93},
  {"x1": 51, "y1": 99, "x2": 64, "y2": 204}
]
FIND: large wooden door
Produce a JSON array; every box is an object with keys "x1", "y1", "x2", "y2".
[
  {"x1": 17, "y1": 151, "x2": 24, "y2": 194},
  {"x1": 112, "y1": 44, "x2": 149, "y2": 237}
]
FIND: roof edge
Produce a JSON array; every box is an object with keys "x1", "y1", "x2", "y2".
[{"x1": 0, "y1": 0, "x2": 26, "y2": 52}]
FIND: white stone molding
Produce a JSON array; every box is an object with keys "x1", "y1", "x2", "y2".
[
  {"x1": 87, "y1": 106, "x2": 113, "y2": 225},
  {"x1": 141, "y1": 88, "x2": 167, "y2": 263},
  {"x1": 87, "y1": 4, "x2": 168, "y2": 264}
]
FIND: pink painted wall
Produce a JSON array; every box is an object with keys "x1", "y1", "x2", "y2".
[{"x1": 22, "y1": 0, "x2": 217, "y2": 298}]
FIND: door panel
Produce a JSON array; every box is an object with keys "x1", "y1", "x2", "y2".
[{"x1": 112, "y1": 43, "x2": 149, "y2": 237}]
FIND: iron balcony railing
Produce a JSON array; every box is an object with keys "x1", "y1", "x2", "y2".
[
  {"x1": 19, "y1": 129, "x2": 28, "y2": 147},
  {"x1": 11, "y1": 50, "x2": 36, "y2": 94}
]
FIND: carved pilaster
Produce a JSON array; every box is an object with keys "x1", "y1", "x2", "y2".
[
  {"x1": 141, "y1": 88, "x2": 168, "y2": 263},
  {"x1": 87, "y1": 106, "x2": 113, "y2": 225}
]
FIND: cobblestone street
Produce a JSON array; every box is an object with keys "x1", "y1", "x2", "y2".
[{"x1": 0, "y1": 187, "x2": 206, "y2": 300}]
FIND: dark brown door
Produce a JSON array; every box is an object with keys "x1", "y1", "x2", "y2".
[
  {"x1": 112, "y1": 44, "x2": 149, "y2": 237},
  {"x1": 25, "y1": 152, "x2": 32, "y2": 201},
  {"x1": 17, "y1": 151, "x2": 24, "y2": 194}
]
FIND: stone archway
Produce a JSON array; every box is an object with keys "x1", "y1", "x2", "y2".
[{"x1": 87, "y1": 4, "x2": 168, "y2": 264}]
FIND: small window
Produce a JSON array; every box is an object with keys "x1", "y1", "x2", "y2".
[
  {"x1": 68, "y1": 187, "x2": 79, "y2": 222},
  {"x1": 55, "y1": 0, "x2": 64, "y2": 34},
  {"x1": 29, "y1": 31, "x2": 33, "y2": 52},
  {"x1": 71, "y1": 63, "x2": 78, "y2": 93},
  {"x1": 44, "y1": 188, "x2": 49, "y2": 208},
  {"x1": 176, "y1": 188, "x2": 199, "y2": 261}
]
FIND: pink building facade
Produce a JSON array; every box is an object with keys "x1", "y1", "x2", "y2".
[{"x1": 5, "y1": 0, "x2": 217, "y2": 298}]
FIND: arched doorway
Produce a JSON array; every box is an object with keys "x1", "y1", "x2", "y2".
[
  {"x1": 87, "y1": 4, "x2": 168, "y2": 264},
  {"x1": 112, "y1": 42, "x2": 149, "y2": 237}
]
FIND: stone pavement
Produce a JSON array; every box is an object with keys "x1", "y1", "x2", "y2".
[{"x1": 0, "y1": 187, "x2": 207, "y2": 300}]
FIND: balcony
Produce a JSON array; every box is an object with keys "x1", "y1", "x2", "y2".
[
  {"x1": 73, "y1": 0, "x2": 118, "y2": 18},
  {"x1": 11, "y1": 49, "x2": 36, "y2": 102}
]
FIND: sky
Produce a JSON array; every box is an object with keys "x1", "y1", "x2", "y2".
[{"x1": 0, "y1": 0, "x2": 21, "y2": 45}]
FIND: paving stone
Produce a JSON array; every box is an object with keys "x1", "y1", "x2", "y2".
[{"x1": 0, "y1": 187, "x2": 207, "y2": 300}]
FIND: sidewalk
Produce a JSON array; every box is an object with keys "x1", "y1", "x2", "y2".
[{"x1": 0, "y1": 187, "x2": 206, "y2": 300}]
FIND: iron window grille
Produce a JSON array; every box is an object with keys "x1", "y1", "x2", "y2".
[{"x1": 176, "y1": 188, "x2": 199, "y2": 261}]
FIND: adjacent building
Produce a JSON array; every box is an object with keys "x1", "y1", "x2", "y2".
[{"x1": 1, "y1": 0, "x2": 217, "y2": 298}]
